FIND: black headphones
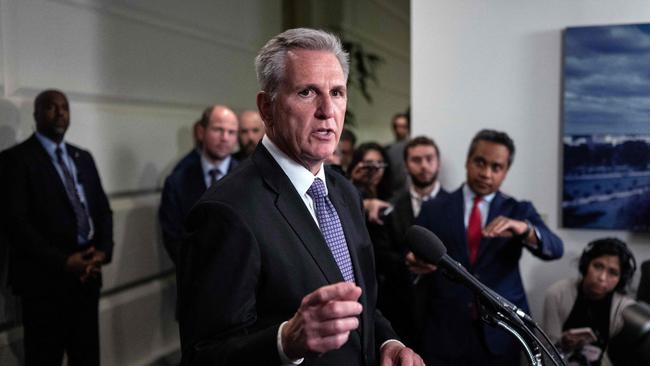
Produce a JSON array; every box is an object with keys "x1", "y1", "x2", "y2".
[{"x1": 579, "y1": 238, "x2": 637, "y2": 292}]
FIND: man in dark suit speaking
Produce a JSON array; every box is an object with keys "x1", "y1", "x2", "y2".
[
  {"x1": 177, "y1": 28, "x2": 423, "y2": 366},
  {"x1": 4, "y1": 89, "x2": 113, "y2": 366}
]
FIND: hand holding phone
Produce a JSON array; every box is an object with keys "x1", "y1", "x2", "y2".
[{"x1": 561, "y1": 327, "x2": 597, "y2": 350}]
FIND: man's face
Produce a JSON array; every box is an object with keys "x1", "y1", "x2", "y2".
[
  {"x1": 393, "y1": 116, "x2": 409, "y2": 141},
  {"x1": 465, "y1": 140, "x2": 509, "y2": 196},
  {"x1": 260, "y1": 49, "x2": 346, "y2": 173},
  {"x1": 34, "y1": 92, "x2": 70, "y2": 142},
  {"x1": 406, "y1": 144, "x2": 439, "y2": 189},
  {"x1": 238, "y1": 111, "x2": 265, "y2": 155},
  {"x1": 200, "y1": 107, "x2": 239, "y2": 162}
]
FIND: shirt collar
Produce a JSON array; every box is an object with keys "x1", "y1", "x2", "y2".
[
  {"x1": 462, "y1": 183, "x2": 496, "y2": 205},
  {"x1": 262, "y1": 135, "x2": 327, "y2": 196},
  {"x1": 35, "y1": 131, "x2": 67, "y2": 158},
  {"x1": 409, "y1": 180, "x2": 440, "y2": 201},
  {"x1": 200, "y1": 152, "x2": 232, "y2": 176}
]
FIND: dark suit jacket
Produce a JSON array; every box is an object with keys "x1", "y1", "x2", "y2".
[
  {"x1": 159, "y1": 150, "x2": 238, "y2": 264},
  {"x1": 370, "y1": 188, "x2": 449, "y2": 344},
  {"x1": 415, "y1": 186, "x2": 563, "y2": 358},
  {"x1": 177, "y1": 144, "x2": 396, "y2": 366},
  {"x1": 4, "y1": 134, "x2": 113, "y2": 297},
  {"x1": 231, "y1": 149, "x2": 251, "y2": 162},
  {"x1": 374, "y1": 188, "x2": 450, "y2": 280}
]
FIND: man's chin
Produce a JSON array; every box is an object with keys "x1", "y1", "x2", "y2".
[
  {"x1": 244, "y1": 145, "x2": 257, "y2": 155},
  {"x1": 205, "y1": 150, "x2": 230, "y2": 161},
  {"x1": 411, "y1": 175, "x2": 435, "y2": 189}
]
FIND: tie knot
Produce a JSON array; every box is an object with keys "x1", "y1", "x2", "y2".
[
  {"x1": 208, "y1": 168, "x2": 220, "y2": 179},
  {"x1": 307, "y1": 178, "x2": 327, "y2": 199},
  {"x1": 473, "y1": 195, "x2": 482, "y2": 205},
  {"x1": 55, "y1": 146, "x2": 63, "y2": 157}
]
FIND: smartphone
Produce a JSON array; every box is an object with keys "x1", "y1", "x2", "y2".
[
  {"x1": 567, "y1": 327, "x2": 597, "y2": 343},
  {"x1": 379, "y1": 205, "x2": 394, "y2": 218}
]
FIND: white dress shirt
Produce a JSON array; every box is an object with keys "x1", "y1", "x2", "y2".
[
  {"x1": 200, "y1": 153, "x2": 232, "y2": 188},
  {"x1": 462, "y1": 183, "x2": 496, "y2": 229},
  {"x1": 410, "y1": 181, "x2": 441, "y2": 218}
]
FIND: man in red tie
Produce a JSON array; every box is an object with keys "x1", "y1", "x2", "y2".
[{"x1": 408, "y1": 129, "x2": 564, "y2": 366}]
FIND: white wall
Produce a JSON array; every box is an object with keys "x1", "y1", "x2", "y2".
[
  {"x1": 0, "y1": 0, "x2": 282, "y2": 364},
  {"x1": 412, "y1": 0, "x2": 650, "y2": 320}
]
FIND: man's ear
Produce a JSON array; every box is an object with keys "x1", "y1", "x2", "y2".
[
  {"x1": 196, "y1": 124, "x2": 205, "y2": 142},
  {"x1": 256, "y1": 91, "x2": 273, "y2": 129}
]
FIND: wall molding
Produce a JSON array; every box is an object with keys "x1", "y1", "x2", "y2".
[
  {"x1": 8, "y1": 86, "x2": 205, "y2": 112},
  {"x1": 50, "y1": 0, "x2": 259, "y2": 55},
  {"x1": 109, "y1": 188, "x2": 161, "y2": 200},
  {"x1": 101, "y1": 270, "x2": 174, "y2": 298}
]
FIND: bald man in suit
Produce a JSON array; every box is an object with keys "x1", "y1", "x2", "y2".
[{"x1": 4, "y1": 89, "x2": 113, "y2": 366}]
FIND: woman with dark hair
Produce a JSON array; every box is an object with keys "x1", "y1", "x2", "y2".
[
  {"x1": 347, "y1": 142, "x2": 393, "y2": 200},
  {"x1": 543, "y1": 238, "x2": 637, "y2": 366}
]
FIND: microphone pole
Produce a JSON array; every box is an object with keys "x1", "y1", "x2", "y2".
[{"x1": 405, "y1": 225, "x2": 566, "y2": 366}]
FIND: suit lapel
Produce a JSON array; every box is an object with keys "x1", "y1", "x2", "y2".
[
  {"x1": 253, "y1": 145, "x2": 345, "y2": 285},
  {"x1": 447, "y1": 189, "x2": 471, "y2": 267},
  {"x1": 394, "y1": 192, "x2": 413, "y2": 232},
  {"x1": 189, "y1": 158, "x2": 207, "y2": 193},
  {"x1": 27, "y1": 135, "x2": 73, "y2": 211},
  {"x1": 227, "y1": 157, "x2": 239, "y2": 173},
  {"x1": 326, "y1": 169, "x2": 369, "y2": 360}
]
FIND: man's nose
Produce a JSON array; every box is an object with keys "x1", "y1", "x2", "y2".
[{"x1": 316, "y1": 95, "x2": 335, "y2": 119}]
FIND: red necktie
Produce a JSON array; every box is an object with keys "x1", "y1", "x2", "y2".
[{"x1": 467, "y1": 195, "x2": 482, "y2": 266}]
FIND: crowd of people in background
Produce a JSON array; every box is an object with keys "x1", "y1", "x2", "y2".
[{"x1": 1, "y1": 27, "x2": 649, "y2": 366}]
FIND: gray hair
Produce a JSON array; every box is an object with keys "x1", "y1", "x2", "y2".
[{"x1": 255, "y1": 28, "x2": 349, "y2": 98}]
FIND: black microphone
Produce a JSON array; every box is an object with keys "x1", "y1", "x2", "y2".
[{"x1": 405, "y1": 225, "x2": 533, "y2": 324}]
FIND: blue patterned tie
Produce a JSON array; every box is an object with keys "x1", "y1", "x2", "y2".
[
  {"x1": 55, "y1": 147, "x2": 91, "y2": 242},
  {"x1": 307, "y1": 178, "x2": 355, "y2": 283}
]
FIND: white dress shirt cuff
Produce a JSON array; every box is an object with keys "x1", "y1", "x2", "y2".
[
  {"x1": 277, "y1": 321, "x2": 304, "y2": 365},
  {"x1": 380, "y1": 339, "x2": 406, "y2": 351}
]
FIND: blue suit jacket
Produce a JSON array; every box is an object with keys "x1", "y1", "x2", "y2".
[{"x1": 415, "y1": 186, "x2": 563, "y2": 357}]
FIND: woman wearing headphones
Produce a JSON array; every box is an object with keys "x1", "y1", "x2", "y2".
[{"x1": 543, "y1": 238, "x2": 637, "y2": 366}]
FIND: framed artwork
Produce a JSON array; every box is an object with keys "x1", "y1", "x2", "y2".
[{"x1": 562, "y1": 23, "x2": 650, "y2": 231}]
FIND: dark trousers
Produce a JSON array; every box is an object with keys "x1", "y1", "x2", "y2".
[
  {"x1": 420, "y1": 319, "x2": 521, "y2": 366},
  {"x1": 21, "y1": 286, "x2": 100, "y2": 366}
]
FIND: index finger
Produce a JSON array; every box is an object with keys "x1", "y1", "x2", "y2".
[{"x1": 303, "y1": 282, "x2": 362, "y2": 306}]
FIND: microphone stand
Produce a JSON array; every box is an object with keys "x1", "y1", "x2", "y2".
[{"x1": 475, "y1": 295, "x2": 566, "y2": 366}]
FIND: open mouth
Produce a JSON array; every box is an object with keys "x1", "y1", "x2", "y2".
[{"x1": 313, "y1": 128, "x2": 334, "y2": 138}]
